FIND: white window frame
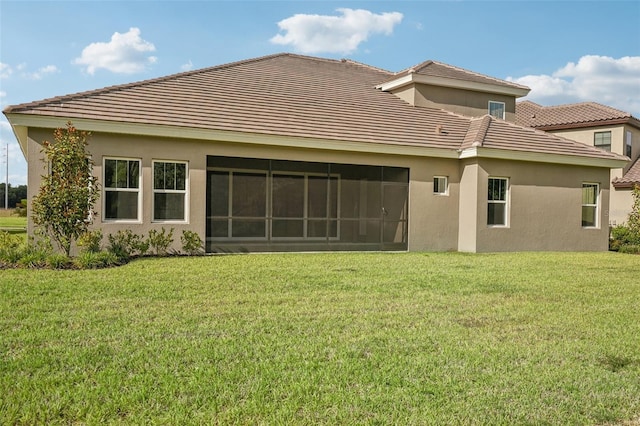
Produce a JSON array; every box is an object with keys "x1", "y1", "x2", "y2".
[
  {"x1": 626, "y1": 131, "x2": 633, "y2": 158},
  {"x1": 433, "y1": 176, "x2": 448, "y2": 195},
  {"x1": 487, "y1": 177, "x2": 509, "y2": 227},
  {"x1": 152, "y1": 160, "x2": 189, "y2": 223},
  {"x1": 488, "y1": 101, "x2": 506, "y2": 120},
  {"x1": 103, "y1": 157, "x2": 141, "y2": 223},
  {"x1": 582, "y1": 182, "x2": 600, "y2": 229}
]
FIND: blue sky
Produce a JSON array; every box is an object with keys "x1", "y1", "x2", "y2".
[{"x1": 1, "y1": 0, "x2": 639, "y2": 185}]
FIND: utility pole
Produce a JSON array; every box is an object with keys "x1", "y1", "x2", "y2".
[{"x1": 4, "y1": 144, "x2": 8, "y2": 210}]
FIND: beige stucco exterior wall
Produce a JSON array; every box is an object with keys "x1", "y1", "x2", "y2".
[
  {"x1": 550, "y1": 124, "x2": 640, "y2": 225},
  {"x1": 457, "y1": 160, "x2": 479, "y2": 252},
  {"x1": 25, "y1": 127, "x2": 464, "y2": 253},
  {"x1": 551, "y1": 125, "x2": 628, "y2": 162},
  {"x1": 25, "y1": 127, "x2": 613, "y2": 253},
  {"x1": 391, "y1": 84, "x2": 517, "y2": 121},
  {"x1": 458, "y1": 158, "x2": 611, "y2": 252}
]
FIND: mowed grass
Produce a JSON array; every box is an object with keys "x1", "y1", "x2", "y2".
[
  {"x1": 0, "y1": 212, "x2": 27, "y2": 238},
  {"x1": 1, "y1": 252, "x2": 639, "y2": 424}
]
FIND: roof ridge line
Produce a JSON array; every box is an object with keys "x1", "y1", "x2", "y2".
[
  {"x1": 430, "y1": 60, "x2": 530, "y2": 90},
  {"x1": 341, "y1": 58, "x2": 392, "y2": 75},
  {"x1": 464, "y1": 115, "x2": 493, "y2": 148}
]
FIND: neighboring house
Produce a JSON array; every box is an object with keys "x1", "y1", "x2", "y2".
[
  {"x1": 3, "y1": 53, "x2": 628, "y2": 253},
  {"x1": 516, "y1": 101, "x2": 640, "y2": 225}
]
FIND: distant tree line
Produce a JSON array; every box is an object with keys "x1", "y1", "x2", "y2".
[{"x1": 0, "y1": 184, "x2": 27, "y2": 208}]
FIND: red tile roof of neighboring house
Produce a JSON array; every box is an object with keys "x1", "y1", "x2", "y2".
[
  {"x1": 613, "y1": 157, "x2": 640, "y2": 187},
  {"x1": 3, "y1": 53, "x2": 626, "y2": 164},
  {"x1": 516, "y1": 100, "x2": 640, "y2": 130}
]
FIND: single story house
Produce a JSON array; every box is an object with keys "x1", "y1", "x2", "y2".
[
  {"x1": 3, "y1": 53, "x2": 629, "y2": 253},
  {"x1": 516, "y1": 101, "x2": 640, "y2": 226}
]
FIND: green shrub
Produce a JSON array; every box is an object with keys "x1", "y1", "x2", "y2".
[
  {"x1": 181, "y1": 230, "x2": 204, "y2": 255},
  {"x1": 74, "y1": 251, "x2": 120, "y2": 269},
  {"x1": 15, "y1": 199, "x2": 27, "y2": 217},
  {"x1": 148, "y1": 227, "x2": 174, "y2": 256},
  {"x1": 0, "y1": 231, "x2": 26, "y2": 266},
  {"x1": 46, "y1": 253, "x2": 73, "y2": 269},
  {"x1": 610, "y1": 224, "x2": 640, "y2": 251},
  {"x1": 77, "y1": 230, "x2": 103, "y2": 254},
  {"x1": 618, "y1": 244, "x2": 640, "y2": 254},
  {"x1": 107, "y1": 230, "x2": 148, "y2": 261}
]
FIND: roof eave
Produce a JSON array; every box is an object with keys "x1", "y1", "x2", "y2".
[
  {"x1": 530, "y1": 117, "x2": 640, "y2": 131},
  {"x1": 377, "y1": 73, "x2": 530, "y2": 98},
  {"x1": 3, "y1": 113, "x2": 462, "y2": 161},
  {"x1": 459, "y1": 146, "x2": 629, "y2": 169}
]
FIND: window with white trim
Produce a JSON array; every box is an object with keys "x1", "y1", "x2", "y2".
[
  {"x1": 594, "y1": 131, "x2": 611, "y2": 152},
  {"x1": 582, "y1": 183, "x2": 599, "y2": 228},
  {"x1": 487, "y1": 177, "x2": 508, "y2": 226},
  {"x1": 626, "y1": 131, "x2": 633, "y2": 158},
  {"x1": 433, "y1": 176, "x2": 448, "y2": 195},
  {"x1": 153, "y1": 161, "x2": 188, "y2": 221},
  {"x1": 104, "y1": 158, "x2": 140, "y2": 221},
  {"x1": 488, "y1": 101, "x2": 505, "y2": 119}
]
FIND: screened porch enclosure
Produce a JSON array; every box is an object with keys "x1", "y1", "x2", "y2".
[{"x1": 206, "y1": 156, "x2": 408, "y2": 252}]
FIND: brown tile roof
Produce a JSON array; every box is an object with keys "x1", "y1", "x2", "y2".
[
  {"x1": 613, "y1": 157, "x2": 640, "y2": 187},
  {"x1": 516, "y1": 100, "x2": 640, "y2": 130},
  {"x1": 4, "y1": 53, "x2": 469, "y2": 150},
  {"x1": 391, "y1": 60, "x2": 530, "y2": 92},
  {"x1": 3, "y1": 53, "x2": 626, "y2": 164},
  {"x1": 461, "y1": 114, "x2": 625, "y2": 160}
]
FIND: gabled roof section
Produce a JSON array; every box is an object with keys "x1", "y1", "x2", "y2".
[
  {"x1": 613, "y1": 157, "x2": 640, "y2": 188},
  {"x1": 516, "y1": 100, "x2": 640, "y2": 130},
  {"x1": 458, "y1": 114, "x2": 628, "y2": 167},
  {"x1": 377, "y1": 60, "x2": 530, "y2": 98}
]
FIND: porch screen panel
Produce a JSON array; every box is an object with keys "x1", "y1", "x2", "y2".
[
  {"x1": 272, "y1": 174, "x2": 304, "y2": 238},
  {"x1": 208, "y1": 171, "x2": 229, "y2": 238},
  {"x1": 307, "y1": 176, "x2": 338, "y2": 238},
  {"x1": 232, "y1": 172, "x2": 267, "y2": 238},
  {"x1": 206, "y1": 156, "x2": 408, "y2": 252}
]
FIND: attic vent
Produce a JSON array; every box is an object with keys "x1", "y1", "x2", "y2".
[{"x1": 435, "y1": 125, "x2": 448, "y2": 135}]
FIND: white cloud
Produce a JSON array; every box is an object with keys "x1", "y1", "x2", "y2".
[
  {"x1": 181, "y1": 60, "x2": 194, "y2": 72},
  {"x1": 0, "y1": 91, "x2": 5, "y2": 98},
  {"x1": 508, "y1": 55, "x2": 640, "y2": 117},
  {"x1": 24, "y1": 65, "x2": 59, "y2": 80},
  {"x1": 270, "y1": 8, "x2": 403, "y2": 55},
  {"x1": 0, "y1": 63, "x2": 12, "y2": 79},
  {"x1": 73, "y1": 27, "x2": 157, "y2": 75}
]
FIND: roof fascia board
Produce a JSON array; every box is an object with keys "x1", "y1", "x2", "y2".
[
  {"x1": 531, "y1": 118, "x2": 640, "y2": 132},
  {"x1": 378, "y1": 73, "x2": 530, "y2": 98},
  {"x1": 5, "y1": 113, "x2": 461, "y2": 160},
  {"x1": 459, "y1": 146, "x2": 628, "y2": 169}
]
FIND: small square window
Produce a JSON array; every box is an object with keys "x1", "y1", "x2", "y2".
[
  {"x1": 594, "y1": 132, "x2": 611, "y2": 152},
  {"x1": 489, "y1": 101, "x2": 505, "y2": 119},
  {"x1": 433, "y1": 176, "x2": 448, "y2": 195}
]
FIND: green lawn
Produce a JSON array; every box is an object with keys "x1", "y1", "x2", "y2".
[
  {"x1": 0, "y1": 213, "x2": 27, "y2": 238},
  {"x1": 1, "y1": 252, "x2": 639, "y2": 424}
]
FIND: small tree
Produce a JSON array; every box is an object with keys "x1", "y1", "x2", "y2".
[
  {"x1": 32, "y1": 122, "x2": 99, "y2": 256},
  {"x1": 626, "y1": 184, "x2": 640, "y2": 239}
]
